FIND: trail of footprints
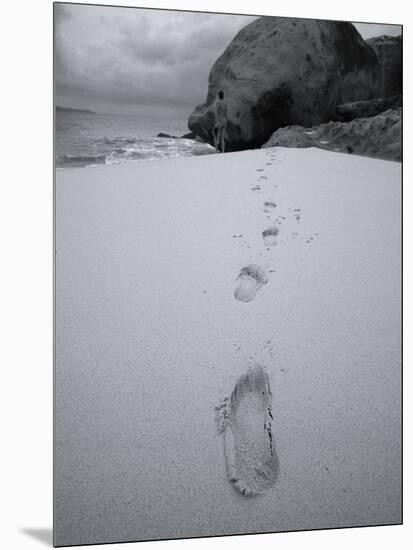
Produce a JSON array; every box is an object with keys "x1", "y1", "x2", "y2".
[
  {"x1": 217, "y1": 149, "x2": 320, "y2": 498},
  {"x1": 234, "y1": 149, "x2": 318, "y2": 303}
]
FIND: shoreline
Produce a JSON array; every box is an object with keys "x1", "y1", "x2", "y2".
[{"x1": 55, "y1": 143, "x2": 401, "y2": 172}]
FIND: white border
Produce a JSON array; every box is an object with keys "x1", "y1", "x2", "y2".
[{"x1": 1, "y1": 1, "x2": 409, "y2": 549}]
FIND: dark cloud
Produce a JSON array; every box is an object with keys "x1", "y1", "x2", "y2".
[
  {"x1": 54, "y1": 3, "x2": 254, "y2": 114},
  {"x1": 54, "y1": 4, "x2": 401, "y2": 115}
]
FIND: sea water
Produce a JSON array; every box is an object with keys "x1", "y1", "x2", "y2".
[{"x1": 55, "y1": 110, "x2": 214, "y2": 168}]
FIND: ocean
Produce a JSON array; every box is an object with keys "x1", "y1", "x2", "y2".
[{"x1": 55, "y1": 110, "x2": 215, "y2": 168}]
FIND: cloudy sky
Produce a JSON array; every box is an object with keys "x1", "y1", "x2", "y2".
[{"x1": 55, "y1": 3, "x2": 401, "y2": 117}]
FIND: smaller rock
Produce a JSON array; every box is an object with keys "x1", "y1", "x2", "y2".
[
  {"x1": 157, "y1": 132, "x2": 177, "y2": 138},
  {"x1": 263, "y1": 108, "x2": 401, "y2": 162},
  {"x1": 180, "y1": 132, "x2": 197, "y2": 140},
  {"x1": 334, "y1": 95, "x2": 401, "y2": 122}
]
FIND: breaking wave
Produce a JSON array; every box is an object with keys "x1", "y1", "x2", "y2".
[{"x1": 56, "y1": 135, "x2": 215, "y2": 168}]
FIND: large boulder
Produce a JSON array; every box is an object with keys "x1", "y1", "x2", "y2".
[
  {"x1": 367, "y1": 35, "x2": 402, "y2": 98},
  {"x1": 262, "y1": 108, "x2": 401, "y2": 161},
  {"x1": 188, "y1": 17, "x2": 380, "y2": 151}
]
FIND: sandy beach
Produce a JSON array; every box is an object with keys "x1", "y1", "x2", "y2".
[{"x1": 55, "y1": 147, "x2": 401, "y2": 546}]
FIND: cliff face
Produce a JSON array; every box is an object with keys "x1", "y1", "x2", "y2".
[
  {"x1": 367, "y1": 35, "x2": 402, "y2": 98},
  {"x1": 188, "y1": 17, "x2": 380, "y2": 150}
]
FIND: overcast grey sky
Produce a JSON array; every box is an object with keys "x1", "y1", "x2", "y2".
[{"x1": 54, "y1": 3, "x2": 401, "y2": 116}]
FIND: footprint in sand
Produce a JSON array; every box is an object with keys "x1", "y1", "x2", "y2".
[
  {"x1": 215, "y1": 366, "x2": 278, "y2": 496},
  {"x1": 262, "y1": 226, "x2": 279, "y2": 247},
  {"x1": 256, "y1": 168, "x2": 264, "y2": 172},
  {"x1": 263, "y1": 201, "x2": 277, "y2": 213},
  {"x1": 251, "y1": 185, "x2": 261, "y2": 192},
  {"x1": 234, "y1": 265, "x2": 268, "y2": 303}
]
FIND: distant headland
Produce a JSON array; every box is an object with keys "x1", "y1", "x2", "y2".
[{"x1": 56, "y1": 106, "x2": 96, "y2": 114}]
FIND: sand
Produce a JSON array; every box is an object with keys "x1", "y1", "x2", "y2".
[{"x1": 55, "y1": 147, "x2": 401, "y2": 546}]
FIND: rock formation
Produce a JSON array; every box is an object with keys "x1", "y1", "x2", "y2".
[
  {"x1": 263, "y1": 108, "x2": 401, "y2": 161},
  {"x1": 334, "y1": 95, "x2": 401, "y2": 122},
  {"x1": 188, "y1": 17, "x2": 380, "y2": 150},
  {"x1": 367, "y1": 35, "x2": 402, "y2": 98},
  {"x1": 157, "y1": 132, "x2": 177, "y2": 138}
]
